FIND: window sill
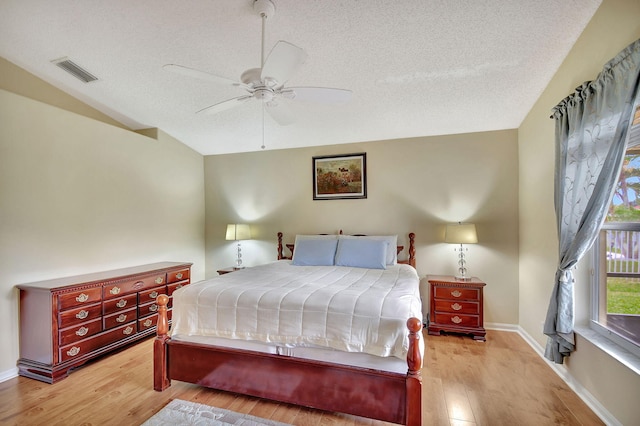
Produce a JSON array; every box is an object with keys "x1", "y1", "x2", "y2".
[{"x1": 575, "y1": 325, "x2": 640, "y2": 376}]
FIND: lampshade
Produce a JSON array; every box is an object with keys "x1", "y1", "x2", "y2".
[
  {"x1": 225, "y1": 224, "x2": 251, "y2": 241},
  {"x1": 444, "y1": 223, "x2": 478, "y2": 244}
]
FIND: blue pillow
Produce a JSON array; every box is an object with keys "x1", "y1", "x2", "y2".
[
  {"x1": 291, "y1": 239, "x2": 338, "y2": 266},
  {"x1": 334, "y1": 238, "x2": 387, "y2": 269}
]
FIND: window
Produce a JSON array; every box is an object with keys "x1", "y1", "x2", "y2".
[{"x1": 592, "y1": 106, "x2": 640, "y2": 354}]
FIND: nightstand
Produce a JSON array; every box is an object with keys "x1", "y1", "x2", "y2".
[
  {"x1": 217, "y1": 267, "x2": 241, "y2": 275},
  {"x1": 427, "y1": 275, "x2": 486, "y2": 341}
]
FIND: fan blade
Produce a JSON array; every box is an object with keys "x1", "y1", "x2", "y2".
[
  {"x1": 261, "y1": 41, "x2": 308, "y2": 86},
  {"x1": 281, "y1": 87, "x2": 352, "y2": 104},
  {"x1": 163, "y1": 64, "x2": 247, "y2": 89},
  {"x1": 196, "y1": 95, "x2": 253, "y2": 115},
  {"x1": 265, "y1": 100, "x2": 295, "y2": 126}
]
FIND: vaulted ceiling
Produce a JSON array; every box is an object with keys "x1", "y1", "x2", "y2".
[{"x1": 0, "y1": 0, "x2": 602, "y2": 155}]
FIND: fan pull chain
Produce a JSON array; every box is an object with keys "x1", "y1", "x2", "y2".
[{"x1": 261, "y1": 103, "x2": 266, "y2": 150}]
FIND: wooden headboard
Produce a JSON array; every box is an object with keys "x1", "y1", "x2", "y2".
[{"x1": 277, "y1": 231, "x2": 416, "y2": 268}]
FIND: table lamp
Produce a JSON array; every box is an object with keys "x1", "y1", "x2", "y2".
[
  {"x1": 225, "y1": 224, "x2": 251, "y2": 269},
  {"x1": 444, "y1": 222, "x2": 478, "y2": 281}
]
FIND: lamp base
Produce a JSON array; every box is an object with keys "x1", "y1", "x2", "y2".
[{"x1": 454, "y1": 275, "x2": 472, "y2": 281}]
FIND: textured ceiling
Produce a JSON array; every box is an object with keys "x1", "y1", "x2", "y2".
[{"x1": 0, "y1": 0, "x2": 602, "y2": 155}]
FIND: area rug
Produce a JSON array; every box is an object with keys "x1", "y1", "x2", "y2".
[{"x1": 141, "y1": 399, "x2": 292, "y2": 426}]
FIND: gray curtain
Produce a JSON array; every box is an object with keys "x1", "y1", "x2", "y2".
[{"x1": 544, "y1": 39, "x2": 640, "y2": 364}]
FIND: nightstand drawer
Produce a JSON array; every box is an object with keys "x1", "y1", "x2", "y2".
[
  {"x1": 433, "y1": 286, "x2": 479, "y2": 300},
  {"x1": 433, "y1": 312, "x2": 480, "y2": 328},
  {"x1": 434, "y1": 300, "x2": 479, "y2": 314}
]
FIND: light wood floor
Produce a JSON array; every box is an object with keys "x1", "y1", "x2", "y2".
[{"x1": 0, "y1": 330, "x2": 604, "y2": 425}]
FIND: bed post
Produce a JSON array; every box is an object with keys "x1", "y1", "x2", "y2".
[
  {"x1": 406, "y1": 317, "x2": 423, "y2": 426},
  {"x1": 153, "y1": 294, "x2": 171, "y2": 391},
  {"x1": 277, "y1": 232, "x2": 284, "y2": 260},
  {"x1": 408, "y1": 232, "x2": 416, "y2": 268}
]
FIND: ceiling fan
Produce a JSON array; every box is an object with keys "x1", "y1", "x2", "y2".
[{"x1": 164, "y1": 0, "x2": 352, "y2": 126}]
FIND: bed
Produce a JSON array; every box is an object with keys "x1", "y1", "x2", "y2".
[{"x1": 154, "y1": 231, "x2": 423, "y2": 425}]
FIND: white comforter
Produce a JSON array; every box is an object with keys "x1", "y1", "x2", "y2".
[{"x1": 170, "y1": 261, "x2": 422, "y2": 360}]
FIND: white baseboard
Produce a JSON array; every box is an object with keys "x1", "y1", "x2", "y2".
[
  {"x1": 485, "y1": 322, "x2": 519, "y2": 332},
  {"x1": 0, "y1": 367, "x2": 18, "y2": 383},
  {"x1": 516, "y1": 326, "x2": 621, "y2": 426}
]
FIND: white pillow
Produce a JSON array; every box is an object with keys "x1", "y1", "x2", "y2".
[
  {"x1": 335, "y1": 238, "x2": 387, "y2": 269},
  {"x1": 338, "y1": 234, "x2": 398, "y2": 265}
]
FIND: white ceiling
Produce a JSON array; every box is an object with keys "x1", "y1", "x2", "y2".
[{"x1": 0, "y1": 0, "x2": 602, "y2": 155}]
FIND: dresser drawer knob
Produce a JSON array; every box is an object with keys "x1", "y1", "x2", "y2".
[
  {"x1": 75, "y1": 326, "x2": 89, "y2": 336},
  {"x1": 75, "y1": 310, "x2": 89, "y2": 320},
  {"x1": 176, "y1": 273, "x2": 183, "y2": 280},
  {"x1": 149, "y1": 304, "x2": 158, "y2": 313},
  {"x1": 116, "y1": 314, "x2": 127, "y2": 323},
  {"x1": 67, "y1": 346, "x2": 80, "y2": 357},
  {"x1": 123, "y1": 326, "x2": 134, "y2": 335},
  {"x1": 451, "y1": 303, "x2": 462, "y2": 311},
  {"x1": 149, "y1": 291, "x2": 159, "y2": 299},
  {"x1": 109, "y1": 286, "x2": 121, "y2": 295},
  {"x1": 116, "y1": 299, "x2": 127, "y2": 308},
  {"x1": 450, "y1": 290, "x2": 462, "y2": 298},
  {"x1": 75, "y1": 293, "x2": 89, "y2": 303},
  {"x1": 451, "y1": 316, "x2": 462, "y2": 324},
  {"x1": 155, "y1": 277, "x2": 164, "y2": 284},
  {"x1": 143, "y1": 319, "x2": 153, "y2": 327}
]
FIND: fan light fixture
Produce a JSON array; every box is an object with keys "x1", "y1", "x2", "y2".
[{"x1": 444, "y1": 222, "x2": 478, "y2": 281}]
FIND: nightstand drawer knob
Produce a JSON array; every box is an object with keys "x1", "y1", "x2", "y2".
[
  {"x1": 143, "y1": 319, "x2": 153, "y2": 327},
  {"x1": 155, "y1": 277, "x2": 164, "y2": 284},
  {"x1": 451, "y1": 290, "x2": 462, "y2": 298},
  {"x1": 116, "y1": 299, "x2": 127, "y2": 308},
  {"x1": 75, "y1": 293, "x2": 89, "y2": 303},
  {"x1": 149, "y1": 291, "x2": 159, "y2": 299},
  {"x1": 110, "y1": 286, "x2": 121, "y2": 295},
  {"x1": 123, "y1": 326, "x2": 134, "y2": 335},
  {"x1": 75, "y1": 326, "x2": 88, "y2": 336},
  {"x1": 67, "y1": 346, "x2": 80, "y2": 357},
  {"x1": 176, "y1": 273, "x2": 183, "y2": 279},
  {"x1": 116, "y1": 314, "x2": 127, "y2": 323},
  {"x1": 451, "y1": 316, "x2": 462, "y2": 324},
  {"x1": 451, "y1": 303, "x2": 462, "y2": 311},
  {"x1": 76, "y1": 310, "x2": 88, "y2": 319}
]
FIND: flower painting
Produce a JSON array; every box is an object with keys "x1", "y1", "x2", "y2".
[{"x1": 313, "y1": 153, "x2": 367, "y2": 200}]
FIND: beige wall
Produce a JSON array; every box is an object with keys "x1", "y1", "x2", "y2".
[
  {"x1": 518, "y1": 0, "x2": 640, "y2": 424},
  {"x1": 0, "y1": 88, "x2": 206, "y2": 375},
  {"x1": 204, "y1": 130, "x2": 520, "y2": 325}
]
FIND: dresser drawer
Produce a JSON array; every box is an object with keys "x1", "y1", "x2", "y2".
[
  {"x1": 167, "y1": 281, "x2": 188, "y2": 296},
  {"x1": 103, "y1": 274, "x2": 166, "y2": 299},
  {"x1": 104, "y1": 307, "x2": 137, "y2": 330},
  {"x1": 139, "y1": 285, "x2": 166, "y2": 304},
  {"x1": 167, "y1": 268, "x2": 190, "y2": 284},
  {"x1": 434, "y1": 300, "x2": 479, "y2": 315},
  {"x1": 433, "y1": 312, "x2": 480, "y2": 328},
  {"x1": 138, "y1": 314, "x2": 158, "y2": 332},
  {"x1": 58, "y1": 287, "x2": 102, "y2": 311},
  {"x1": 138, "y1": 301, "x2": 160, "y2": 318},
  {"x1": 433, "y1": 286, "x2": 479, "y2": 301},
  {"x1": 58, "y1": 303, "x2": 102, "y2": 329},
  {"x1": 103, "y1": 293, "x2": 137, "y2": 315},
  {"x1": 60, "y1": 323, "x2": 136, "y2": 363},
  {"x1": 59, "y1": 318, "x2": 102, "y2": 346}
]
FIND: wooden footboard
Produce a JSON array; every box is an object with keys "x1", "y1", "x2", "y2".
[{"x1": 153, "y1": 295, "x2": 423, "y2": 425}]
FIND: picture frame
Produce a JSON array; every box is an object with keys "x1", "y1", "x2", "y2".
[{"x1": 313, "y1": 153, "x2": 367, "y2": 200}]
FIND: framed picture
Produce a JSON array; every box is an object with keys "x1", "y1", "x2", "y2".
[{"x1": 313, "y1": 153, "x2": 367, "y2": 200}]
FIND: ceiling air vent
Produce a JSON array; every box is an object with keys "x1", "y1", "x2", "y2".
[{"x1": 51, "y1": 57, "x2": 98, "y2": 83}]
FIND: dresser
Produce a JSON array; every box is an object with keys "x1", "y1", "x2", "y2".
[
  {"x1": 17, "y1": 261, "x2": 192, "y2": 383},
  {"x1": 427, "y1": 275, "x2": 486, "y2": 341}
]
